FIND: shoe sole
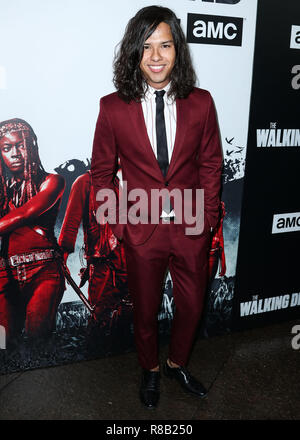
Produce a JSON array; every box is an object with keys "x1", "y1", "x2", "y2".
[
  {"x1": 164, "y1": 370, "x2": 208, "y2": 399},
  {"x1": 139, "y1": 392, "x2": 159, "y2": 409}
]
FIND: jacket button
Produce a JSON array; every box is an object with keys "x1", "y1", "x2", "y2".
[{"x1": 165, "y1": 181, "x2": 169, "y2": 187}]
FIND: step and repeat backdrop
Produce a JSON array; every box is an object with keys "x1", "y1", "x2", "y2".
[
  {"x1": 233, "y1": 0, "x2": 300, "y2": 330},
  {"x1": 0, "y1": 0, "x2": 298, "y2": 374}
]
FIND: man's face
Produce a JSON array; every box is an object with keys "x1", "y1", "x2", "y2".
[
  {"x1": 0, "y1": 131, "x2": 26, "y2": 176},
  {"x1": 140, "y1": 21, "x2": 176, "y2": 89}
]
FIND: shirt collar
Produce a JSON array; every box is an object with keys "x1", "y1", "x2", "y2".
[{"x1": 143, "y1": 82, "x2": 174, "y2": 104}]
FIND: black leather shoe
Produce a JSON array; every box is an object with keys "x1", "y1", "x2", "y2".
[
  {"x1": 163, "y1": 362, "x2": 207, "y2": 398},
  {"x1": 140, "y1": 369, "x2": 160, "y2": 409}
]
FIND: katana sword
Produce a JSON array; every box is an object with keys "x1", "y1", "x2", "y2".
[
  {"x1": 60, "y1": 259, "x2": 95, "y2": 314},
  {"x1": 30, "y1": 226, "x2": 95, "y2": 314}
]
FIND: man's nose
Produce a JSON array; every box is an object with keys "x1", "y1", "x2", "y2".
[{"x1": 150, "y1": 46, "x2": 162, "y2": 61}]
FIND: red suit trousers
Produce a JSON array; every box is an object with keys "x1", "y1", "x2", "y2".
[{"x1": 123, "y1": 220, "x2": 211, "y2": 370}]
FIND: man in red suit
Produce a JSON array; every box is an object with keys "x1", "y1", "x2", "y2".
[{"x1": 91, "y1": 6, "x2": 222, "y2": 408}]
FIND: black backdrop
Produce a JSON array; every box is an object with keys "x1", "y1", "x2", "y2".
[{"x1": 233, "y1": 0, "x2": 300, "y2": 330}]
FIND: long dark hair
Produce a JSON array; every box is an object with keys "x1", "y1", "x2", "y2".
[
  {"x1": 113, "y1": 5, "x2": 196, "y2": 103},
  {"x1": 0, "y1": 118, "x2": 46, "y2": 216}
]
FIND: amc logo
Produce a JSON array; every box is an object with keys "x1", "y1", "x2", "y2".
[
  {"x1": 187, "y1": 13, "x2": 243, "y2": 46},
  {"x1": 272, "y1": 212, "x2": 300, "y2": 234},
  {"x1": 290, "y1": 25, "x2": 300, "y2": 50}
]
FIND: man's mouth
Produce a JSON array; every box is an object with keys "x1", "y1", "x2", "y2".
[{"x1": 148, "y1": 65, "x2": 165, "y2": 73}]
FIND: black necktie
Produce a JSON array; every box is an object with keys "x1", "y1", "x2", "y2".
[
  {"x1": 155, "y1": 90, "x2": 169, "y2": 177},
  {"x1": 155, "y1": 90, "x2": 172, "y2": 214}
]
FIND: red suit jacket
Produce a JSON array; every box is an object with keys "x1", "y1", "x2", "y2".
[{"x1": 91, "y1": 87, "x2": 222, "y2": 245}]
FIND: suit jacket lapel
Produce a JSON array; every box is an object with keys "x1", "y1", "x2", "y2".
[
  {"x1": 166, "y1": 97, "x2": 189, "y2": 180},
  {"x1": 127, "y1": 97, "x2": 190, "y2": 182},
  {"x1": 128, "y1": 100, "x2": 163, "y2": 180}
]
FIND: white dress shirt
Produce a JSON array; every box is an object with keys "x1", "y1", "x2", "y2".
[
  {"x1": 141, "y1": 82, "x2": 176, "y2": 218},
  {"x1": 141, "y1": 82, "x2": 177, "y2": 161}
]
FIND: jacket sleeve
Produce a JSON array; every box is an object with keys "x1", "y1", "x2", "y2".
[
  {"x1": 198, "y1": 93, "x2": 223, "y2": 230},
  {"x1": 90, "y1": 98, "x2": 123, "y2": 239}
]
